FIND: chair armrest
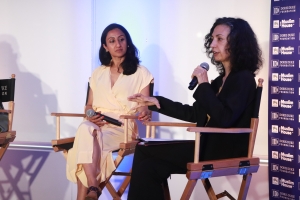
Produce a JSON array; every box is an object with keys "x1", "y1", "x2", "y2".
[
  {"x1": 187, "y1": 127, "x2": 252, "y2": 133},
  {"x1": 119, "y1": 115, "x2": 138, "y2": 119},
  {"x1": 51, "y1": 112, "x2": 85, "y2": 140},
  {"x1": 187, "y1": 127, "x2": 253, "y2": 164},
  {"x1": 51, "y1": 112, "x2": 85, "y2": 117},
  {"x1": 0, "y1": 109, "x2": 11, "y2": 113},
  {"x1": 142, "y1": 121, "x2": 196, "y2": 139},
  {"x1": 143, "y1": 121, "x2": 196, "y2": 127}
]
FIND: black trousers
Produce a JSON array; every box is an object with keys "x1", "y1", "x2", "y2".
[{"x1": 127, "y1": 142, "x2": 195, "y2": 200}]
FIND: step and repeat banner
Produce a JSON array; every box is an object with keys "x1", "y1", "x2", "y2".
[{"x1": 269, "y1": 0, "x2": 300, "y2": 199}]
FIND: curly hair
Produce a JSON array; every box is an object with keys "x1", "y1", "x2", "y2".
[
  {"x1": 204, "y1": 17, "x2": 263, "y2": 76},
  {"x1": 99, "y1": 23, "x2": 140, "y2": 75}
]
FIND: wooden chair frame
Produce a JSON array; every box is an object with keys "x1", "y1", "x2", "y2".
[
  {"x1": 0, "y1": 74, "x2": 16, "y2": 161},
  {"x1": 51, "y1": 113, "x2": 139, "y2": 199},
  {"x1": 51, "y1": 80, "x2": 154, "y2": 199},
  {"x1": 143, "y1": 78, "x2": 263, "y2": 200}
]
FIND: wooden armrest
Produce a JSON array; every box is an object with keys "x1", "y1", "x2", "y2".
[
  {"x1": 119, "y1": 115, "x2": 138, "y2": 119},
  {"x1": 51, "y1": 112, "x2": 85, "y2": 117},
  {"x1": 119, "y1": 140, "x2": 139, "y2": 149},
  {"x1": 143, "y1": 121, "x2": 196, "y2": 127},
  {"x1": 51, "y1": 137, "x2": 75, "y2": 146},
  {"x1": 187, "y1": 127, "x2": 252, "y2": 133},
  {"x1": 0, "y1": 109, "x2": 11, "y2": 113},
  {"x1": 187, "y1": 157, "x2": 260, "y2": 171}
]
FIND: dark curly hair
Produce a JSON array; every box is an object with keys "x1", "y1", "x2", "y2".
[
  {"x1": 204, "y1": 17, "x2": 262, "y2": 76},
  {"x1": 99, "y1": 23, "x2": 140, "y2": 75}
]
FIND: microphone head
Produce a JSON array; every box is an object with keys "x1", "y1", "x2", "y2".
[
  {"x1": 86, "y1": 109, "x2": 96, "y2": 117},
  {"x1": 200, "y1": 62, "x2": 209, "y2": 71}
]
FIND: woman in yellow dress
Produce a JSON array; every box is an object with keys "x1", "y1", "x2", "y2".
[{"x1": 66, "y1": 23, "x2": 153, "y2": 200}]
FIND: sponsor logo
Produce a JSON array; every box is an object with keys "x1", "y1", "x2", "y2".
[
  {"x1": 273, "y1": 47, "x2": 279, "y2": 55},
  {"x1": 272, "y1": 59, "x2": 279, "y2": 67},
  {"x1": 271, "y1": 163, "x2": 279, "y2": 172},
  {"x1": 280, "y1": 152, "x2": 294, "y2": 162},
  {"x1": 271, "y1": 60, "x2": 295, "y2": 67},
  {"x1": 273, "y1": 20, "x2": 280, "y2": 28},
  {"x1": 271, "y1": 86, "x2": 294, "y2": 94},
  {"x1": 277, "y1": 33, "x2": 296, "y2": 41},
  {"x1": 271, "y1": 137, "x2": 294, "y2": 147},
  {"x1": 273, "y1": 6, "x2": 280, "y2": 15},
  {"x1": 272, "y1": 99, "x2": 279, "y2": 107},
  {"x1": 272, "y1": 73, "x2": 279, "y2": 81},
  {"x1": 280, "y1": 126, "x2": 293, "y2": 135},
  {"x1": 280, "y1": 46, "x2": 294, "y2": 55},
  {"x1": 272, "y1": 151, "x2": 279, "y2": 159},
  {"x1": 271, "y1": 137, "x2": 279, "y2": 146},
  {"x1": 272, "y1": 189, "x2": 279, "y2": 198},
  {"x1": 280, "y1": 178, "x2": 294, "y2": 188},
  {"x1": 272, "y1": 125, "x2": 279, "y2": 133},
  {"x1": 280, "y1": 73, "x2": 293, "y2": 81},
  {"x1": 280, "y1": 99, "x2": 294, "y2": 108},
  {"x1": 271, "y1": 112, "x2": 294, "y2": 121},
  {"x1": 280, "y1": 165, "x2": 294, "y2": 175},
  {"x1": 273, "y1": 5, "x2": 296, "y2": 15},
  {"x1": 280, "y1": 19, "x2": 295, "y2": 28},
  {"x1": 271, "y1": 73, "x2": 295, "y2": 82},
  {"x1": 271, "y1": 112, "x2": 279, "y2": 120},
  {"x1": 273, "y1": 177, "x2": 279, "y2": 185},
  {"x1": 272, "y1": 33, "x2": 280, "y2": 41},
  {"x1": 271, "y1": 86, "x2": 280, "y2": 94}
]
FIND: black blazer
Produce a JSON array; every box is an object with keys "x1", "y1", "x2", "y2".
[{"x1": 149, "y1": 70, "x2": 256, "y2": 161}]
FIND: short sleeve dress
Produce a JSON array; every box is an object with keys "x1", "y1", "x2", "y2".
[{"x1": 66, "y1": 65, "x2": 153, "y2": 187}]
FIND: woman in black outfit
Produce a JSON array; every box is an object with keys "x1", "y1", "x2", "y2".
[{"x1": 127, "y1": 17, "x2": 263, "y2": 200}]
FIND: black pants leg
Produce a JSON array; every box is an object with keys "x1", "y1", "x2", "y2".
[{"x1": 127, "y1": 142, "x2": 195, "y2": 200}]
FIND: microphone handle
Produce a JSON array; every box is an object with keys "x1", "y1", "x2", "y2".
[
  {"x1": 188, "y1": 77, "x2": 199, "y2": 90},
  {"x1": 99, "y1": 113, "x2": 123, "y2": 127}
]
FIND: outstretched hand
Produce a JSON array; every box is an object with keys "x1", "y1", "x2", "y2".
[{"x1": 128, "y1": 93, "x2": 161, "y2": 110}]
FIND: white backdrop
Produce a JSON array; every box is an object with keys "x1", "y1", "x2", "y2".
[
  {"x1": 0, "y1": 0, "x2": 269, "y2": 158},
  {"x1": 0, "y1": 0, "x2": 93, "y2": 143}
]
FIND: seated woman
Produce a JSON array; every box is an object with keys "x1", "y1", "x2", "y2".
[
  {"x1": 66, "y1": 23, "x2": 153, "y2": 200},
  {"x1": 127, "y1": 17, "x2": 263, "y2": 200}
]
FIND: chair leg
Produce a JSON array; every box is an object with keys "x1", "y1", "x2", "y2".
[
  {"x1": 0, "y1": 143, "x2": 10, "y2": 161},
  {"x1": 201, "y1": 178, "x2": 217, "y2": 200},
  {"x1": 117, "y1": 174, "x2": 131, "y2": 196},
  {"x1": 162, "y1": 179, "x2": 171, "y2": 200},
  {"x1": 105, "y1": 181, "x2": 121, "y2": 200},
  {"x1": 180, "y1": 179, "x2": 198, "y2": 200},
  {"x1": 237, "y1": 174, "x2": 252, "y2": 200}
]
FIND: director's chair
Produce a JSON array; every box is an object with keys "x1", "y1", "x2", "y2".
[
  {"x1": 143, "y1": 78, "x2": 263, "y2": 200},
  {"x1": 0, "y1": 74, "x2": 16, "y2": 161},
  {"x1": 51, "y1": 80, "x2": 154, "y2": 199}
]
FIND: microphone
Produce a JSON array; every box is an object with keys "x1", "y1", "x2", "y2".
[
  {"x1": 86, "y1": 109, "x2": 122, "y2": 127},
  {"x1": 188, "y1": 62, "x2": 210, "y2": 90}
]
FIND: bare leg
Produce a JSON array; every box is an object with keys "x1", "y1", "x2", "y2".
[
  {"x1": 82, "y1": 130, "x2": 101, "y2": 199},
  {"x1": 77, "y1": 177, "x2": 88, "y2": 200}
]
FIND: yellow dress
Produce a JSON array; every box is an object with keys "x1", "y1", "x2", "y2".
[{"x1": 66, "y1": 65, "x2": 153, "y2": 187}]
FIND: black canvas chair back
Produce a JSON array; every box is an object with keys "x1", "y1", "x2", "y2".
[{"x1": 0, "y1": 74, "x2": 16, "y2": 161}]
